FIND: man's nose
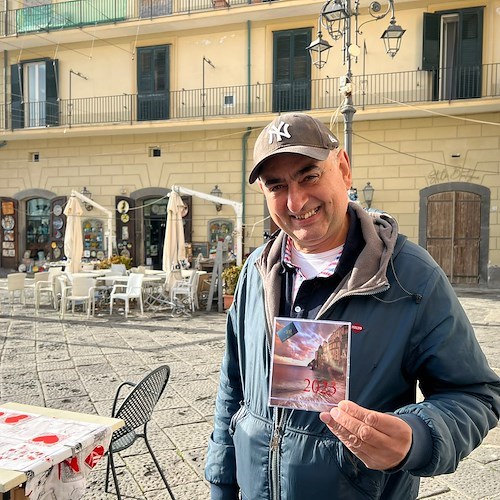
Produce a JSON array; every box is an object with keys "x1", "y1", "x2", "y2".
[{"x1": 287, "y1": 184, "x2": 308, "y2": 213}]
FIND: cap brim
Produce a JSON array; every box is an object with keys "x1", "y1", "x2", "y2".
[{"x1": 249, "y1": 145, "x2": 331, "y2": 184}]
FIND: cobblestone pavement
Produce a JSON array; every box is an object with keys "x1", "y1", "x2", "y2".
[{"x1": 0, "y1": 285, "x2": 498, "y2": 499}]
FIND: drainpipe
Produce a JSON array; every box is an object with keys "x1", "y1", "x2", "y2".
[
  {"x1": 3, "y1": 50, "x2": 7, "y2": 131},
  {"x1": 247, "y1": 20, "x2": 251, "y2": 115},
  {"x1": 241, "y1": 127, "x2": 252, "y2": 256}
]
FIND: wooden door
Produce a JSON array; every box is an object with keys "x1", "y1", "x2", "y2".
[{"x1": 426, "y1": 191, "x2": 480, "y2": 284}]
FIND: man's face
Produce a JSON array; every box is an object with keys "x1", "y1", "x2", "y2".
[{"x1": 258, "y1": 150, "x2": 352, "y2": 253}]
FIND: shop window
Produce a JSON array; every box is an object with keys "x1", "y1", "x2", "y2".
[
  {"x1": 26, "y1": 198, "x2": 50, "y2": 260},
  {"x1": 82, "y1": 218, "x2": 105, "y2": 260},
  {"x1": 208, "y1": 218, "x2": 234, "y2": 256}
]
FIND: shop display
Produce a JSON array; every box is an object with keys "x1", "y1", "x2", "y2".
[
  {"x1": 2, "y1": 215, "x2": 15, "y2": 230},
  {"x1": 116, "y1": 200, "x2": 129, "y2": 214},
  {"x1": 208, "y1": 219, "x2": 234, "y2": 254},
  {"x1": 53, "y1": 217, "x2": 63, "y2": 230},
  {"x1": 82, "y1": 219, "x2": 104, "y2": 258}
]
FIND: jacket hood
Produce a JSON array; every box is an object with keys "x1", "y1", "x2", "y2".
[{"x1": 255, "y1": 202, "x2": 399, "y2": 323}]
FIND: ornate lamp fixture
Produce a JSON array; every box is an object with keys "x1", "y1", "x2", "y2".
[
  {"x1": 381, "y1": 17, "x2": 406, "y2": 58},
  {"x1": 307, "y1": 0, "x2": 404, "y2": 175},
  {"x1": 362, "y1": 182, "x2": 375, "y2": 209},
  {"x1": 80, "y1": 186, "x2": 93, "y2": 211},
  {"x1": 210, "y1": 185, "x2": 223, "y2": 212},
  {"x1": 308, "y1": 0, "x2": 405, "y2": 69},
  {"x1": 306, "y1": 27, "x2": 333, "y2": 69}
]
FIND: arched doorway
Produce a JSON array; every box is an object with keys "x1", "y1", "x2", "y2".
[
  {"x1": 419, "y1": 183, "x2": 490, "y2": 285},
  {"x1": 118, "y1": 188, "x2": 192, "y2": 269}
]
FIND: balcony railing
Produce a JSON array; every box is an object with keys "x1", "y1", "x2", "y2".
[
  {"x1": 0, "y1": 0, "x2": 266, "y2": 36},
  {"x1": 1, "y1": 64, "x2": 498, "y2": 131}
]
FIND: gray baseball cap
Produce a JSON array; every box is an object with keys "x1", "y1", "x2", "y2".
[{"x1": 249, "y1": 113, "x2": 339, "y2": 184}]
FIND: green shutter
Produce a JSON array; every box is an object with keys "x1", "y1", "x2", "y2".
[
  {"x1": 457, "y1": 7, "x2": 483, "y2": 98},
  {"x1": 272, "y1": 29, "x2": 311, "y2": 112},
  {"x1": 45, "y1": 59, "x2": 59, "y2": 126},
  {"x1": 422, "y1": 13, "x2": 440, "y2": 71},
  {"x1": 137, "y1": 45, "x2": 170, "y2": 121},
  {"x1": 10, "y1": 64, "x2": 24, "y2": 129}
]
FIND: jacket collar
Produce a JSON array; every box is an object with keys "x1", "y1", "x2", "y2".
[{"x1": 256, "y1": 203, "x2": 399, "y2": 326}]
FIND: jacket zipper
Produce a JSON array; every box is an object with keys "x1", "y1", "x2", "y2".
[{"x1": 270, "y1": 406, "x2": 286, "y2": 499}]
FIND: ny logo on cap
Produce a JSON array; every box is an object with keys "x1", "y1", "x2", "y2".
[{"x1": 268, "y1": 120, "x2": 291, "y2": 144}]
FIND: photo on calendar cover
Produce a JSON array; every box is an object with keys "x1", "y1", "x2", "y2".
[{"x1": 269, "y1": 317, "x2": 351, "y2": 412}]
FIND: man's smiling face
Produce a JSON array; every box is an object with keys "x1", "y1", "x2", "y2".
[{"x1": 258, "y1": 149, "x2": 352, "y2": 253}]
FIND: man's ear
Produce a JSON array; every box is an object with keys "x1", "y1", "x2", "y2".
[{"x1": 337, "y1": 149, "x2": 352, "y2": 187}]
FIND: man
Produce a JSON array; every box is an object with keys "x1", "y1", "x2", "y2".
[{"x1": 205, "y1": 112, "x2": 500, "y2": 499}]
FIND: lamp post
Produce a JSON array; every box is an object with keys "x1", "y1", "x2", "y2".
[
  {"x1": 68, "y1": 69, "x2": 88, "y2": 129},
  {"x1": 307, "y1": 0, "x2": 405, "y2": 170},
  {"x1": 202, "y1": 57, "x2": 215, "y2": 121}
]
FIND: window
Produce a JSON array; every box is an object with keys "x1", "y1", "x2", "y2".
[
  {"x1": 137, "y1": 46, "x2": 170, "y2": 121},
  {"x1": 149, "y1": 147, "x2": 162, "y2": 157},
  {"x1": 11, "y1": 59, "x2": 59, "y2": 129},
  {"x1": 26, "y1": 198, "x2": 50, "y2": 258},
  {"x1": 273, "y1": 29, "x2": 312, "y2": 112},
  {"x1": 422, "y1": 8, "x2": 483, "y2": 100}
]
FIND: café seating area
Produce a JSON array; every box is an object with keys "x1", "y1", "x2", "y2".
[{"x1": 0, "y1": 264, "x2": 211, "y2": 319}]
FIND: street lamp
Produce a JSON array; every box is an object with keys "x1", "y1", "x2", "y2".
[
  {"x1": 307, "y1": 0, "x2": 405, "y2": 171},
  {"x1": 362, "y1": 182, "x2": 375, "y2": 208}
]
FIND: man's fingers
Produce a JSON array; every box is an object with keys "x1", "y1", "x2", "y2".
[{"x1": 320, "y1": 401, "x2": 413, "y2": 470}]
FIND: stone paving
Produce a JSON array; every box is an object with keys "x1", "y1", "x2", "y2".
[{"x1": 0, "y1": 284, "x2": 499, "y2": 499}]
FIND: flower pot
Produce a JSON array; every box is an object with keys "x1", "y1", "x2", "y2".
[{"x1": 223, "y1": 294, "x2": 234, "y2": 310}]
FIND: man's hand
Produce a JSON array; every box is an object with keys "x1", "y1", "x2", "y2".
[{"x1": 319, "y1": 400, "x2": 412, "y2": 470}]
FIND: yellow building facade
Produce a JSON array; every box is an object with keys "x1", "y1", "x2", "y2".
[{"x1": 0, "y1": 0, "x2": 499, "y2": 285}]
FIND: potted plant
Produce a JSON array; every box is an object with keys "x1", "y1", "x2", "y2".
[
  {"x1": 221, "y1": 262, "x2": 243, "y2": 309},
  {"x1": 96, "y1": 255, "x2": 132, "y2": 270}
]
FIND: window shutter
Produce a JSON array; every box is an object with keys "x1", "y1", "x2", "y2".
[
  {"x1": 458, "y1": 7, "x2": 483, "y2": 98},
  {"x1": 137, "y1": 46, "x2": 169, "y2": 121},
  {"x1": 10, "y1": 64, "x2": 24, "y2": 129},
  {"x1": 459, "y1": 8, "x2": 483, "y2": 67},
  {"x1": 45, "y1": 59, "x2": 59, "y2": 126},
  {"x1": 422, "y1": 13, "x2": 440, "y2": 71},
  {"x1": 273, "y1": 29, "x2": 311, "y2": 112}
]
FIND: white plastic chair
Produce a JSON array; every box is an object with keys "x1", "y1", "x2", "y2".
[
  {"x1": 25, "y1": 271, "x2": 49, "y2": 298},
  {"x1": 105, "y1": 264, "x2": 128, "y2": 287},
  {"x1": 111, "y1": 264, "x2": 127, "y2": 276},
  {"x1": 110, "y1": 273, "x2": 144, "y2": 318},
  {"x1": 30, "y1": 272, "x2": 51, "y2": 313},
  {"x1": 3, "y1": 273, "x2": 27, "y2": 305},
  {"x1": 45, "y1": 267, "x2": 64, "y2": 309},
  {"x1": 60, "y1": 275, "x2": 96, "y2": 319},
  {"x1": 171, "y1": 271, "x2": 199, "y2": 312}
]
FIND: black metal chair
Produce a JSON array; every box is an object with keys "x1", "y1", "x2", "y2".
[{"x1": 105, "y1": 365, "x2": 175, "y2": 499}]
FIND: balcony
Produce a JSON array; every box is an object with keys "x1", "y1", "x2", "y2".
[
  {"x1": 1, "y1": 64, "x2": 499, "y2": 131},
  {"x1": 0, "y1": 0, "x2": 268, "y2": 36}
]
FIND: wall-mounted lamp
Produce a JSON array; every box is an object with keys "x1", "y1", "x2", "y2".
[
  {"x1": 348, "y1": 186, "x2": 358, "y2": 202},
  {"x1": 362, "y1": 182, "x2": 375, "y2": 209},
  {"x1": 80, "y1": 186, "x2": 93, "y2": 211},
  {"x1": 210, "y1": 185, "x2": 223, "y2": 212}
]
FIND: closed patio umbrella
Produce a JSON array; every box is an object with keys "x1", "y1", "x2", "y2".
[
  {"x1": 63, "y1": 195, "x2": 84, "y2": 274},
  {"x1": 162, "y1": 191, "x2": 186, "y2": 273}
]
